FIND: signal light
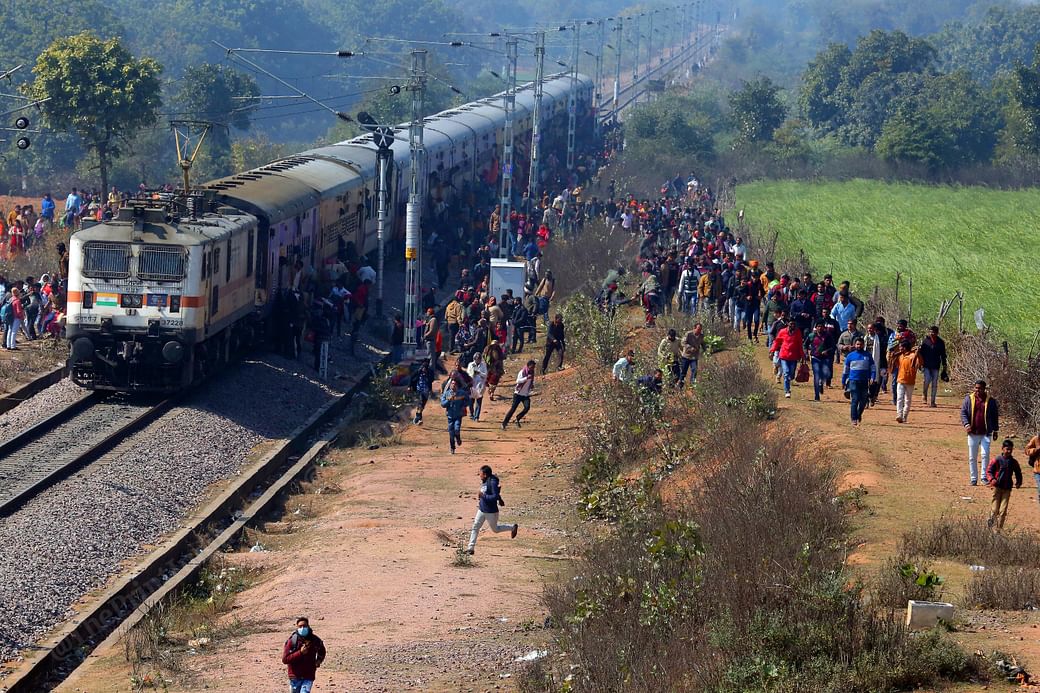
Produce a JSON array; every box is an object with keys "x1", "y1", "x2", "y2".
[
  {"x1": 388, "y1": 85, "x2": 401, "y2": 95},
  {"x1": 14, "y1": 117, "x2": 29, "y2": 129},
  {"x1": 16, "y1": 137, "x2": 29, "y2": 150}
]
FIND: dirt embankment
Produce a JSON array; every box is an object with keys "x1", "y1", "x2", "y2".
[{"x1": 62, "y1": 358, "x2": 583, "y2": 692}]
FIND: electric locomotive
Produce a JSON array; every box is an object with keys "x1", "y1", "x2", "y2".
[{"x1": 66, "y1": 196, "x2": 260, "y2": 391}]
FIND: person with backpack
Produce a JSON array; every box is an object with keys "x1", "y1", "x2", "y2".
[
  {"x1": 281, "y1": 616, "x2": 326, "y2": 693},
  {"x1": 466, "y1": 464, "x2": 519, "y2": 555},
  {"x1": 409, "y1": 358, "x2": 433, "y2": 425},
  {"x1": 986, "y1": 439, "x2": 1022, "y2": 531}
]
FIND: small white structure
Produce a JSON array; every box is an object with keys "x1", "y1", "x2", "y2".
[
  {"x1": 906, "y1": 600, "x2": 955, "y2": 630},
  {"x1": 489, "y1": 259, "x2": 527, "y2": 301}
]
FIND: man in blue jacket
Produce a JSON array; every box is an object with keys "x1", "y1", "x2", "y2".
[
  {"x1": 842, "y1": 336, "x2": 875, "y2": 426},
  {"x1": 466, "y1": 465, "x2": 518, "y2": 555}
]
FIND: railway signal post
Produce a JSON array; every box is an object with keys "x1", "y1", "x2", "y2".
[{"x1": 357, "y1": 111, "x2": 395, "y2": 318}]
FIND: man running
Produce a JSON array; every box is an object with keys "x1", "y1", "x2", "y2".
[
  {"x1": 502, "y1": 359, "x2": 536, "y2": 429},
  {"x1": 466, "y1": 464, "x2": 519, "y2": 554}
]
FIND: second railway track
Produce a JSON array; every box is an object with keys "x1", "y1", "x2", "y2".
[{"x1": 0, "y1": 392, "x2": 175, "y2": 516}]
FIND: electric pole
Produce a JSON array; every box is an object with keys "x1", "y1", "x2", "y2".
[
  {"x1": 499, "y1": 37, "x2": 517, "y2": 258},
  {"x1": 613, "y1": 16, "x2": 623, "y2": 125},
  {"x1": 632, "y1": 14, "x2": 641, "y2": 97},
  {"x1": 404, "y1": 49, "x2": 426, "y2": 350},
  {"x1": 566, "y1": 22, "x2": 579, "y2": 171},
  {"x1": 529, "y1": 31, "x2": 545, "y2": 202},
  {"x1": 593, "y1": 20, "x2": 605, "y2": 137}
]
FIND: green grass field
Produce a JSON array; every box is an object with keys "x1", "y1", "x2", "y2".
[{"x1": 736, "y1": 179, "x2": 1040, "y2": 345}]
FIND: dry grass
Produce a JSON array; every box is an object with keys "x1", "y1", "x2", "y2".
[
  {"x1": 965, "y1": 566, "x2": 1040, "y2": 610},
  {"x1": 902, "y1": 515, "x2": 1040, "y2": 567}
]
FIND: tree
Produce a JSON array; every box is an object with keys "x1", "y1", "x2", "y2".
[
  {"x1": 30, "y1": 32, "x2": 162, "y2": 196},
  {"x1": 729, "y1": 77, "x2": 787, "y2": 145},
  {"x1": 625, "y1": 93, "x2": 716, "y2": 164},
  {"x1": 801, "y1": 43, "x2": 851, "y2": 129},
  {"x1": 175, "y1": 64, "x2": 261, "y2": 179}
]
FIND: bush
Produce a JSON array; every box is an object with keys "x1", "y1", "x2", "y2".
[
  {"x1": 902, "y1": 515, "x2": 1040, "y2": 567},
  {"x1": 871, "y1": 556, "x2": 946, "y2": 608},
  {"x1": 562, "y1": 293, "x2": 625, "y2": 367},
  {"x1": 965, "y1": 566, "x2": 1040, "y2": 610}
]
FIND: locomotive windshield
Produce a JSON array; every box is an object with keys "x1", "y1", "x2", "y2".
[
  {"x1": 82, "y1": 242, "x2": 187, "y2": 281},
  {"x1": 139, "y1": 246, "x2": 186, "y2": 281},
  {"x1": 82, "y1": 242, "x2": 131, "y2": 279}
]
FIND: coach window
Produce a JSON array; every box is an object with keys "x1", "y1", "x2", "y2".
[
  {"x1": 226, "y1": 241, "x2": 231, "y2": 281},
  {"x1": 213, "y1": 247, "x2": 220, "y2": 282}
]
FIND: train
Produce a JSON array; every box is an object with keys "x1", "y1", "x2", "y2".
[{"x1": 65, "y1": 72, "x2": 596, "y2": 392}]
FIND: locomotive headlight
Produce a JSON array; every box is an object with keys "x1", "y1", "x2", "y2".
[
  {"x1": 120, "y1": 293, "x2": 143, "y2": 308},
  {"x1": 169, "y1": 295, "x2": 181, "y2": 313}
]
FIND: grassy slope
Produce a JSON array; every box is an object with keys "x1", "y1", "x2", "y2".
[{"x1": 736, "y1": 179, "x2": 1040, "y2": 345}]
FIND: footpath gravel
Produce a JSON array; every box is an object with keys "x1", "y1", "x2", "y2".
[{"x1": 0, "y1": 352, "x2": 361, "y2": 663}]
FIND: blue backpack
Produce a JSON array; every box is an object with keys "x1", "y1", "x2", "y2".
[{"x1": 0, "y1": 300, "x2": 12, "y2": 325}]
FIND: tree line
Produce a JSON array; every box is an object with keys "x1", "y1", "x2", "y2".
[{"x1": 627, "y1": 2, "x2": 1040, "y2": 180}]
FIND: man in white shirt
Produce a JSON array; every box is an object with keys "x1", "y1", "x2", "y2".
[
  {"x1": 501, "y1": 359, "x2": 536, "y2": 429},
  {"x1": 612, "y1": 350, "x2": 635, "y2": 382}
]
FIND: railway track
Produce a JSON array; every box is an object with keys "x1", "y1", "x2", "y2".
[
  {"x1": 0, "y1": 361, "x2": 379, "y2": 693},
  {"x1": 0, "y1": 392, "x2": 175, "y2": 517}
]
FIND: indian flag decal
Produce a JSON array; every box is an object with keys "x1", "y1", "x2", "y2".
[{"x1": 96, "y1": 293, "x2": 119, "y2": 307}]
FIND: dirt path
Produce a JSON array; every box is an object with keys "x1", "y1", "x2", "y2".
[
  {"x1": 754, "y1": 350, "x2": 1040, "y2": 686},
  {"x1": 62, "y1": 356, "x2": 581, "y2": 693}
]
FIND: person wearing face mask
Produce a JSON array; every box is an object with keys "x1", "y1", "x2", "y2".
[{"x1": 282, "y1": 616, "x2": 326, "y2": 693}]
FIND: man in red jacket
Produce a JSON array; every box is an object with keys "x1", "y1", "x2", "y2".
[
  {"x1": 769, "y1": 321, "x2": 804, "y2": 399},
  {"x1": 281, "y1": 616, "x2": 327, "y2": 693}
]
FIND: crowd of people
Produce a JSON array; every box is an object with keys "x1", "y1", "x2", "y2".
[{"x1": 601, "y1": 172, "x2": 1037, "y2": 535}]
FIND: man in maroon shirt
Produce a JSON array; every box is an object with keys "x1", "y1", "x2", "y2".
[{"x1": 281, "y1": 616, "x2": 326, "y2": 693}]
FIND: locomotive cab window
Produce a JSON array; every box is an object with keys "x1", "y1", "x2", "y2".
[
  {"x1": 212, "y1": 247, "x2": 220, "y2": 282},
  {"x1": 138, "y1": 246, "x2": 186, "y2": 281},
  {"x1": 225, "y1": 241, "x2": 231, "y2": 282},
  {"x1": 82, "y1": 242, "x2": 131, "y2": 279}
]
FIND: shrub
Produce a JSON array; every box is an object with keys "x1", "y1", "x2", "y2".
[
  {"x1": 561, "y1": 293, "x2": 625, "y2": 367},
  {"x1": 965, "y1": 566, "x2": 1040, "y2": 610},
  {"x1": 871, "y1": 556, "x2": 946, "y2": 608},
  {"x1": 902, "y1": 515, "x2": 1040, "y2": 567}
]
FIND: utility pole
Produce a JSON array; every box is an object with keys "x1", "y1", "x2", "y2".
[
  {"x1": 632, "y1": 14, "x2": 641, "y2": 97},
  {"x1": 646, "y1": 9, "x2": 654, "y2": 94},
  {"x1": 404, "y1": 49, "x2": 426, "y2": 350},
  {"x1": 529, "y1": 31, "x2": 545, "y2": 201},
  {"x1": 594, "y1": 20, "x2": 605, "y2": 137},
  {"x1": 613, "y1": 16, "x2": 623, "y2": 124},
  {"x1": 566, "y1": 22, "x2": 579, "y2": 171},
  {"x1": 499, "y1": 37, "x2": 517, "y2": 258}
]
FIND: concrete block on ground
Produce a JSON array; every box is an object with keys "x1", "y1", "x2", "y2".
[{"x1": 906, "y1": 600, "x2": 955, "y2": 630}]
